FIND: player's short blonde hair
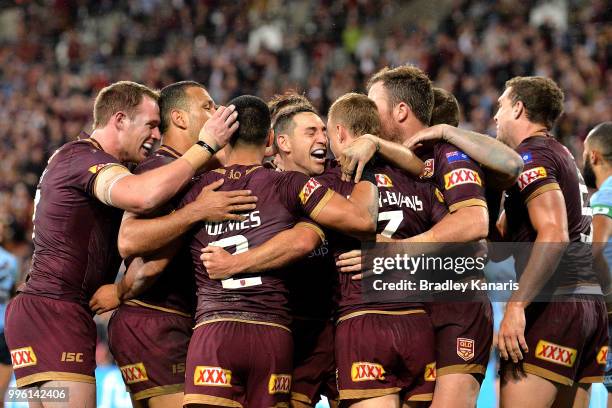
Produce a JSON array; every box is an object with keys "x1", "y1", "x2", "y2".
[
  {"x1": 93, "y1": 81, "x2": 159, "y2": 129},
  {"x1": 328, "y1": 93, "x2": 381, "y2": 137}
]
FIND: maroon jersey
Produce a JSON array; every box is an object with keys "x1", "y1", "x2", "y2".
[
  {"x1": 21, "y1": 138, "x2": 124, "y2": 306},
  {"x1": 416, "y1": 142, "x2": 486, "y2": 212},
  {"x1": 316, "y1": 161, "x2": 448, "y2": 319},
  {"x1": 179, "y1": 164, "x2": 333, "y2": 327},
  {"x1": 504, "y1": 135, "x2": 599, "y2": 291},
  {"x1": 127, "y1": 145, "x2": 197, "y2": 315}
]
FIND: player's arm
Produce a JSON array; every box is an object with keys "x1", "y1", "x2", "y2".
[
  {"x1": 498, "y1": 189, "x2": 569, "y2": 363},
  {"x1": 118, "y1": 179, "x2": 257, "y2": 258},
  {"x1": 200, "y1": 223, "x2": 323, "y2": 280},
  {"x1": 405, "y1": 124, "x2": 524, "y2": 189},
  {"x1": 93, "y1": 106, "x2": 239, "y2": 213},
  {"x1": 592, "y1": 213, "x2": 612, "y2": 295},
  {"x1": 338, "y1": 134, "x2": 424, "y2": 181}
]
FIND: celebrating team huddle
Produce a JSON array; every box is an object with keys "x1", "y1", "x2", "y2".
[{"x1": 5, "y1": 65, "x2": 609, "y2": 408}]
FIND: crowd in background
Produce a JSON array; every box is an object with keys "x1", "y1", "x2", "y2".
[{"x1": 0, "y1": 0, "x2": 609, "y2": 298}]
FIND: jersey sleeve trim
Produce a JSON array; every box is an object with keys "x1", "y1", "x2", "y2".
[
  {"x1": 295, "y1": 221, "x2": 325, "y2": 242},
  {"x1": 309, "y1": 189, "x2": 334, "y2": 219},
  {"x1": 592, "y1": 204, "x2": 612, "y2": 219},
  {"x1": 448, "y1": 198, "x2": 487, "y2": 213},
  {"x1": 525, "y1": 183, "x2": 561, "y2": 204},
  {"x1": 92, "y1": 164, "x2": 131, "y2": 206}
]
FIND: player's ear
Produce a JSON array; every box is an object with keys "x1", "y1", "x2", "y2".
[
  {"x1": 512, "y1": 100, "x2": 524, "y2": 120},
  {"x1": 395, "y1": 102, "x2": 409, "y2": 123},
  {"x1": 276, "y1": 132, "x2": 291, "y2": 154},
  {"x1": 590, "y1": 149, "x2": 600, "y2": 166},
  {"x1": 112, "y1": 111, "x2": 127, "y2": 130},
  {"x1": 337, "y1": 124, "x2": 347, "y2": 144},
  {"x1": 171, "y1": 109, "x2": 187, "y2": 130}
]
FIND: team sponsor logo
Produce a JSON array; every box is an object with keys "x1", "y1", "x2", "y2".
[
  {"x1": 88, "y1": 163, "x2": 112, "y2": 174},
  {"x1": 299, "y1": 178, "x2": 322, "y2": 205},
  {"x1": 375, "y1": 174, "x2": 393, "y2": 188},
  {"x1": 521, "y1": 152, "x2": 533, "y2": 163},
  {"x1": 593, "y1": 205, "x2": 611, "y2": 216},
  {"x1": 597, "y1": 346, "x2": 608, "y2": 365},
  {"x1": 444, "y1": 168, "x2": 482, "y2": 190},
  {"x1": 535, "y1": 340, "x2": 577, "y2": 367},
  {"x1": 10, "y1": 347, "x2": 37, "y2": 369},
  {"x1": 446, "y1": 150, "x2": 469, "y2": 163},
  {"x1": 457, "y1": 338, "x2": 475, "y2": 361},
  {"x1": 517, "y1": 167, "x2": 547, "y2": 191},
  {"x1": 434, "y1": 188, "x2": 445, "y2": 203},
  {"x1": 351, "y1": 362, "x2": 385, "y2": 382},
  {"x1": 421, "y1": 159, "x2": 434, "y2": 178},
  {"x1": 424, "y1": 362, "x2": 436, "y2": 381},
  {"x1": 60, "y1": 352, "x2": 83, "y2": 362},
  {"x1": 120, "y1": 362, "x2": 148, "y2": 384},
  {"x1": 268, "y1": 374, "x2": 291, "y2": 394},
  {"x1": 193, "y1": 366, "x2": 232, "y2": 387}
]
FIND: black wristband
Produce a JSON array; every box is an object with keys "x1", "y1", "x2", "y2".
[
  {"x1": 196, "y1": 140, "x2": 217, "y2": 155},
  {"x1": 360, "y1": 159, "x2": 377, "y2": 185}
]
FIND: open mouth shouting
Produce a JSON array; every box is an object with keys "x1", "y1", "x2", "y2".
[{"x1": 310, "y1": 147, "x2": 327, "y2": 164}]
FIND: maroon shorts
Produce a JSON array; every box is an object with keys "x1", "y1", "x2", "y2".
[
  {"x1": 184, "y1": 319, "x2": 293, "y2": 407},
  {"x1": 107, "y1": 304, "x2": 193, "y2": 400},
  {"x1": 428, "y1": 301, "x2": 493, "y2": 377},
  {"x1": 290, "y1": 318, "x2": 337, "y2": 405},
  {"x1": 501, "y1": 296, "x2": 608, "y2": 386},
  {"x1": 335, "y1": 311, "x2": 435, "y2": 403},
  {"x1": 4, "y1": 293, "x2": 97, "y2": 387}
]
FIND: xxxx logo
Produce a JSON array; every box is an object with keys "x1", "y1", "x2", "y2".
[
  {"x1": 444, "y1": 168, "x2": 481, "y2": 190},
  {"x1": 535, "y1": 340, "x2": 577, "y2": 367},
  {"x1": 268, "y1": 374, "x2": 291, "y2": 394},
  {"x1": 597, "y1": 346, "x2": 608, "y2": 365},
  {"x1": 10, "y1": 347, "x2": 37, "y2": 369},
  {"x1": 194, "y1": 366, "x2": 232, "y2": 387},
  {"x1": 424, "y1": 362, "x2": 436, "y2": 381},
  {"x1": 299, "y1": 178, "x2": 322, "y2": 204},
  {"x1": 120, "y1": 363, "x2": 148, "y2": 384},
  {"x1": 517, "y1": 167, "x2": 547, "y2": 190},
  {"x1": 351, "y1": 362, "x2": 385, "y2": 382}
]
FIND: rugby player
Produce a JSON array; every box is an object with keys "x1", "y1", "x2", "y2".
[
  {"x1": 4, "y1": 81, "x2": 238, "y2": 407},
  {"x1": 88, "y1": 81, "x2": 257, "y2": 408},
  {"x1": 0, "y1": 243, "x2": 18, "y2": 403},
  {"x1": 582, "y1": 122, "x2": 612, "y2": 405},
  {"x1": 159, "y1": 94, "x2": 379, "y2": 407}
]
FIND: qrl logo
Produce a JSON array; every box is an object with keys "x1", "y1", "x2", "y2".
[
  {"x1": 457, "y1": 338, "x2": 475, "y2": 361},
  {"x1": 120, "y1": 363, "x2": 148, "y2": 384},
  {"x1": 517, "y1": 167, "x2": 547, "y2": 190},
  {"x1": 424, "y1": 362, "x2": 436, "y2": 381},
  {"x1": 375, "y1": 174, "x2": 393, "y2": 188},
  {"x1": 597, "y1": 346, "x2": 608, "y2": 365},
  {"x1": 351, "y1": 362, "x2": 385, "y2": 382},
  {"x1": 299, "y1": 178, "x2": 322, "y2": 204},
  {"x1": 535, "y1": 340, "x2": 577, "y2": 367},
  {"x1": 268, "y1": 374, "x2": 291, "y2": 394},
  {"x1": 444, "y1": 168, "x2": 482, "y2": 190},
  {"x1": 421, "y1": 159, "x2": 434, "y2": 178},
  {"x1": 194, "y1": 366, "x2": 232, "y2": 387},
  {"x1": 10, "y1": 347, "x2": 37, "y2": 369}
]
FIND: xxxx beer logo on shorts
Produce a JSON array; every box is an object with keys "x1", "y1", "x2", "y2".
[
  {"x1": 535, "y1": 340, "x2": 577, "y2": 367},
  {"x1": 299, "y1": 178, "x2": 322, "y2": 205},
  {"x1": 424, "y1": 362, "x2": 436, "y2": 381},
  {"x1": 10, "y1": 347, "x2": 37, "y2": 369},
  {"x1": 597, "y1": 346, "x2": 608, "y2": 365},
  {"x1": 268, "y1": 374, "x2": 291, "y2": 394},
  {"x1": 517, "y1": 167, "x2": 547, "y2": 191},
  {"x1": 457, "y1": 338, "x2": 475, "y2": 361},
  {"x1": 194, "y1": 366, "x2": 232, "y2": 387},
  {"x1": 120, "y1": 362, "x2": 148, "y2": 384},
  {"x1": 351, "y1": 362, "x2": 385, "y2": 382},
  {"x1": 88, "y1": 163, "x2": 112, "y2": 174},
  {"x1": 375, "y1": 174, "x2": 393, "y2": 188},
  {"x1": 444, "y1": 168, "x2": 482, "y2": 190},
  {"x1": 421, "y1": 159, "x2": 434, "y2": 178}
]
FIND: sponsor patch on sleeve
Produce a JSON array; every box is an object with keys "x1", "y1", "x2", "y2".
[
  {"x1": 424, "y1": 362, "x2": 436, "y2": 381},
  {"x1": 10, "y1": 346, "x2": 37, "y2": 369},
  {"x1": 443, "y1": 168, "x2": 482, "y2": 190},
  {"x1": 434, "y1": 188, "x2": 445, "y2": 203},
  {"x1": 299, "y1": 178, "x2": 322, "y2": 205},
  {"x1": 88, "y1": 163, "x2": 113, "y2": 174},
  {"x1": 268, "y1": 374, "x2": 291, "y2": 394},
  {"x1": 446, "y1": 150, "x2": 469, "y2": 163},
  {"x1": 517, "y1": 167, "x2": 547, "y2": 191},
  {"x1": 351, "y1": 362, "x2": 385, "y2": 382},
  {"x1": 194, "y1": 365, "x2": 232, "y2": 387},
  {"x1": 597, "y1": 346, "x2": 608, "y2": 365},
  {"x1": 120, "y1": 362, "x2": 148, "y2": 384},
  {"x1": 375, "y1": 174, "x2": 393, "y2": 187},
  {"x1": 535, "y1": 340, "x2": 577, "y2": 367}
]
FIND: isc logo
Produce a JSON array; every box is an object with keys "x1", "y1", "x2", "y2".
[
  {"x1": 194, "y1": 366, "x2": 232, "y2": 387},
  {"x1": 375, "y1": 174, "x2": 393, "y2": 188},
  {"x1": 535, "y1": 340, "x2": 577, "y2": 367},
  {"x1": 61, "y1": 352, "x2": 83, "y2": 363},
  {"x1": 10, "y1": 347, "x2": 37, "y2": 369},
  {"x1": 120, "y1": 362, "x2": 149, "y2": 384},
  {"x1": 351, "y1": 362, "x2": 385, "y2": 382},
  {"x1": 268, "y1": 374, "x2": 291, "y2": 394}
]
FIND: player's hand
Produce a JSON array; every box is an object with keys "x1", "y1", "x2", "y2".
[
  {"x1": 201, "y1": 245, "x2": 241, "y2": 279},
  {"x1": 187, "y1": 179, "x2": 257, "y2": 222},
  {"x1": 336, "y1": 249, "x2": 364, "y2": 280},
  {"x1": 497, "y1": 302, "x2": 529, "y2": 363},
  {"x1": 198, "y1": 105, "x2": 239, "y2": 151},
  {"x1": 339, "y1": 135, "x2": 379, "y2": 182},
  {"x1": 404, "y1": 124, "x2": 450, "y2": 150},
  {"x1": 89, "y1": 284, "x2": 121, "y2": 315}
]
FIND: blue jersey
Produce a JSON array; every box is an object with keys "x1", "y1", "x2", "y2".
[
  {"x1": 0, "y1": 246, "x2": 18, "y2": 331},
  {"x1": 590, "y1": 176, "x2": 612, "y2": 269}
]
